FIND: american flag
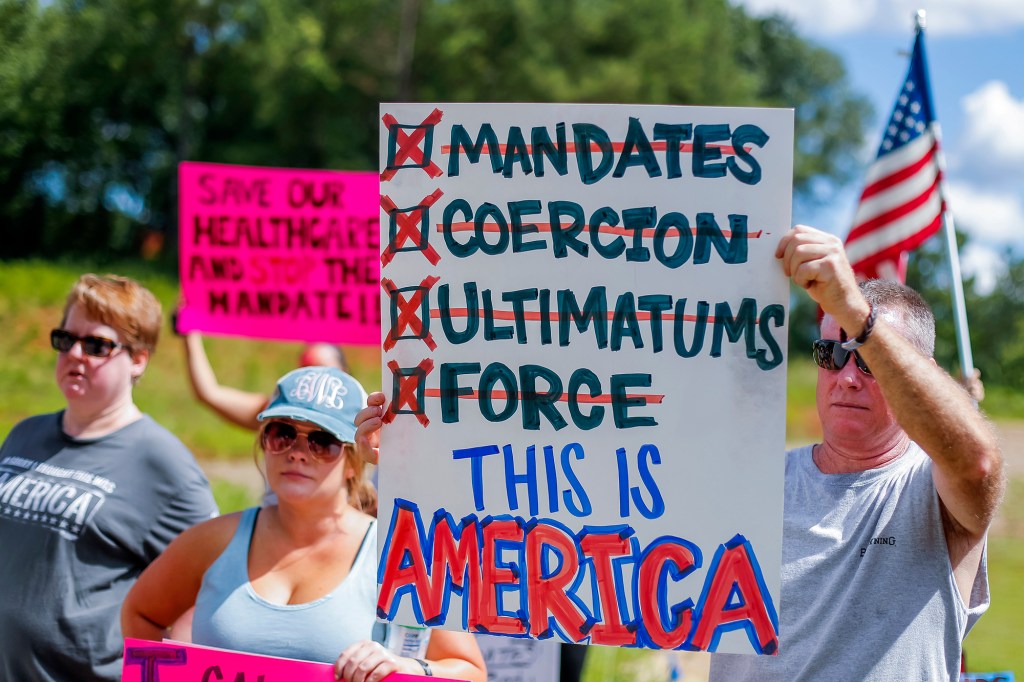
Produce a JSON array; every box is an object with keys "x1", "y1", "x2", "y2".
[{"x1": 845, "y1": 29, "x2": 944, "y2": 281}]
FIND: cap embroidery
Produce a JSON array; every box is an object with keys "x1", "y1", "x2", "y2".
[{"x1": 290, "y1": 370, "x2": 349, "y2": 410}]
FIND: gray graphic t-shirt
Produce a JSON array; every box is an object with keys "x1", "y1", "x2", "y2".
[{"x1": 0, "y1": 412, "x2": 218, "y2": 681}]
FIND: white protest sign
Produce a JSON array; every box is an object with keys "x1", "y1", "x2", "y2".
[{"x1": 376, "y1": 103, "x2": 792, "y2": 656}]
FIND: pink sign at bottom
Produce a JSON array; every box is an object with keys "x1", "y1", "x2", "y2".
[{"x1": 122, "y1": 638, "x2": 464, "y2": 682}]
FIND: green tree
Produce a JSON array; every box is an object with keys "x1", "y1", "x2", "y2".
[
  {"x1": 411, "y1": 0, "x2": 870, "y2": 193},
  {"x1": 907, "y1": 231, "x2": 1024, "y2": 390},
  {"x1": 960, "y1": 251, "x2": 1024, "y2": 390},
  {"x1": 0, "y1": 0, "x2": 871, "y2": 262}
]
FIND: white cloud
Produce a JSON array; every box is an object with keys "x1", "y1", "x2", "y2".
[
  {"x1": 944, "y1": 179, "x2": 1024, "y2": 245},
  {"x1": 952, "y1": 81, "x2": 1024, "y2": 179},
  {"x1": 731, "y1": 0, "x2": 1024, "y2": 36},
  {"x1": 960, "y1": 242, "x2": 1007, "y2": 295},
  {"x1": 733, "y1": 0, "x2": 874, "y2": 34}
]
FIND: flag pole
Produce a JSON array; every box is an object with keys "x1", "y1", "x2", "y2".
[
  {"x1": 916, "y1": 9, "x2": 976, "y2": 383},
  {"x1": 937, "y1": 176, "x2": 975, "y2": 381}
]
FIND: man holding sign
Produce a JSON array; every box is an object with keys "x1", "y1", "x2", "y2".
[
  {"x1": 368, "y1": 103, "x2": 998, "y2": 675},
  {"x1": 710, "y1": 225, "x2": 1003, "y2": 680}
]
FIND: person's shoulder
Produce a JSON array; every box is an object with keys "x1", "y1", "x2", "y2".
[
  {"x1": 17, "y1": 411, "x2": 61, "y2": 425},
  {"x1": 5, "y1": 412, "x2": 60, "y2": 437},
  {"x1": 132, "y1": 413, "x2": 187, "y2": 443},
  {"x1": 130, "y1": 415, "x2": 201, "y2": 463},
  {"x1": 200, "y1": 508, "x2": 247, "y2": 536},
  {"x1": 159, "y1": 508, "x2": 246, "y2": 568},
  {"x1": 786, "y1": 444, "x2": 814, "y2": 458},
  {"x1": 0, "y1": 412, "x2": 60, "y2": 455},
  {"x1": 784, "y1": 444, "x2": 814, "y2": 464},
  {"x1": 129, "y1": 415, "x2": 213, "y2": 487},
  {"x1": 899, "y1": 440, "x2": 934, "y2": 475}
]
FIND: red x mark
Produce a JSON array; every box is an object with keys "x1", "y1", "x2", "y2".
[
  {"x1": 381, "y1": 109, "x2": 445, "y2": 181},
  {"x1": 383, "y1": 358, "x2": 435, "y2": 427},
  {"x1": 380, "y1": 189, "x2": 444, "y2": 267},
  {"x1": 381, "y1": 276, "x2": 441, "y2": 351}
]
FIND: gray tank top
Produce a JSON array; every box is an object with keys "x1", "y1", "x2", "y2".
[
  {"x1": 710, "y1": 443, "x2": 989, "y2": 681},
  {"x1": 192, "y1": 507, "x2": 378, "y2": 664}
]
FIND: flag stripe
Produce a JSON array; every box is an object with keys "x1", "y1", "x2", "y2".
[
  {"x1": 857, "y1": 137, "x2": 939, "y2": 207},
  {"x1": 851, "y1": 158, "x2": 940, "y2": 231},
  {"x1": 859, "y1": 129, "x2": 937, "y2": 190},
  {"x1": 846, "y1": 192, "x2": 943, "y2": 264},
  {"x1": 844, "y1": 30, "x2": 942, "y2": 282},
  {"x1": 847, "y1": 217, "x2": 942, "y2": 275},
  {"x1": 847, "y1": 172, "x2": 941, "y2": 243}
]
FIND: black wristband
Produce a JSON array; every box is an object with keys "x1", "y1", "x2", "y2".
[
  {"x1": 841, "y1": 303, "x2": 876, "y2": 351},
  {"x1": 414, "y1": 658, "x2": 433, "y2": 676}
]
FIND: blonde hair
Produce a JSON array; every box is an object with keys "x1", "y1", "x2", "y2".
[
  {"x1": 62, "y1": 273, "x2": 162, "y2": 354},
  {"x1": 343, "y1": 444, "x2": 378, "y2": 515}
]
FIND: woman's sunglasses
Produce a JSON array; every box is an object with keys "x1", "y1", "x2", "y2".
[
  {"x1": 50, "y1": 329, "x2": 126, "y2": 358},
  {"x1": 812, "y1": 339, "x2": 872, "y2": 376},
  {"x1": 261, "y1": 420, "x2": 347, "y2": 463}
]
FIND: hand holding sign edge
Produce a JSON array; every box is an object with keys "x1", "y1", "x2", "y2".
[{"x1": 355, "y1": 391, "x2": 387, "y2": 465}]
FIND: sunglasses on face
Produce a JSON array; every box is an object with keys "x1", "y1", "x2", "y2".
[
  {"x1": 261, "y1": 420, "x2": 347, "y2": 463},
  {"x1": 812, "y1": 339, "x2": 872, "y2": 376},
  {"x1": 50, "y1": 329, "x2": 126, "y2": 358}
]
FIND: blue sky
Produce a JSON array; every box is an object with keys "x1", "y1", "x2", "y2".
[{"x1": 733, "y1": 0, "x2": 1024, "y2": 292}]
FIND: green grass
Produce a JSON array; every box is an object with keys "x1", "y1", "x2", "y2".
[
  {"x1": 982, "y1": 385, "x2": 1024, "y2": 421},
  {"x1": 964, "y1": 535, "x2": 1024, "y2": 674},
  {"x1": 786, "y1": 357, "x2": 821, "y2": 447},
  {"x1": 963, "y1": 477, "x2": 1024, "y2": 675}
]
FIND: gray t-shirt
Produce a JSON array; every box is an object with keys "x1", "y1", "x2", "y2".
[
  {"x1": 0, "y1": 412, "x2": 218, "y2": 681},
  {"x1": 710, "y1": 443, "x2": 989, "y2": 682}
]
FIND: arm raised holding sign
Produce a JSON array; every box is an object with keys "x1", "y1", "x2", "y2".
[
  {"x1": 183, "y1": 330, "x2": 352, "y2": 430},
  {"x1": 124, "y1": 368, "x2": 485, "y2": 682},
  {"x1": 183, "y1": 331, "x2": 272, "y2": 430},
  {"x1": 710, "y1": 225, "x2": 1003, "y2": 680}
]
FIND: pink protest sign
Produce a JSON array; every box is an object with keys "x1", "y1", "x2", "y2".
[
  {"x1": 122, "y1": 639, "x2": 466, "y2": 682},
  {"x1": 178, "y1": 161, "x2": 380, "y2": 345}
]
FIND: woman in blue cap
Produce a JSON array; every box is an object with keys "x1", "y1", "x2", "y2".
[{"x1": 122, "y1": 366, "x2": 485, "y2": 682}]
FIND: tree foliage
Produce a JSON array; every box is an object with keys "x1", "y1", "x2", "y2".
[
  {"x1": 0, "y1": 0, "x2": 871, "y2": 263},
  {"x1": 908, "y1": 233, "x2": 1024, "y2": 390}
]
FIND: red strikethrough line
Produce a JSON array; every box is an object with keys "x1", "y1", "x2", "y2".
[
  {"x1": 430, "y1": 309, "x2": 739, "y2": 323},
  {"x1": 439, "y1": 141, "x2": 738, "y2": 155},
  {"x1": 437, "y1": 223, "x2": 763, "y2": 239},
  {"x1": 422, "y1": 388, "x2": 665, "y2": 404}
]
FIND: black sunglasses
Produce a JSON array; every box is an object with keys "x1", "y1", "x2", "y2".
[
  {"x1": 812, "y1": 339, "x2": 872, "y2": 376},
  {"x1": 50, "y1": 329, "x2": 126, "y2": 358},
  {"x1": 261, "y1": 420, "x2": 347, "y2": 463}
]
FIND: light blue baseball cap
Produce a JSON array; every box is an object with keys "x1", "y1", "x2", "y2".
[{"x1": 257, "y1": 367, "x2": 368, "y2": 443}]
